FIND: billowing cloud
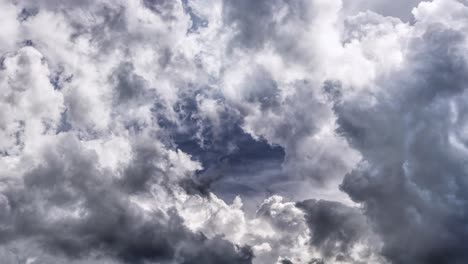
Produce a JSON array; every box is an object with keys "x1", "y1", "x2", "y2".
[
  {"x1": 1, "y1": 0, "x2": 468, "y2": 263},
  {"x1": 335, "y1": 1, "x2": 468, "y2": 263},
  {"x1": 297, "y1": 199, "x2": 385, "y2": 264}
]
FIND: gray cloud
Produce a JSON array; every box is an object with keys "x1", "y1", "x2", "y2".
[
  {"x1": 111, "y1": 62, "x2": 152, "y2": 105},
  {"x1": 342, "y1": 0, "x2": 422, "y2": 22},
  {"x1": 222, "y1": 0, "x2": 279, "y2": 50},
  {"x1": 0, "y1": 134, "x2": 253, "y2": 263},
  {"x1": 222, "y1": 0, "x2": 323, "y2": 63},
  {"x1": 297, "y1": 200, "x2": 384, "y2": 264},
  {"x1": 336, "y1": 18, "x2": 468, "y2": 264},
  {"x1": 2, "y1": 0, "x2": 468, "y2": 263}
]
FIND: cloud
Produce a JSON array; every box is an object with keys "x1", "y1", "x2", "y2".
[
  {"x1": 297, "y1": 200, "x2": 385, "y2": 264},
  {"x1": 342, "y1": 0, "x2": 422, "y2": 22},
  {"x1": 0, "y1": 132, "x2": 252, "y2": 263},
  {"x1": 334, "y1": 1, "x2": 468, "y2": 263},
  {"x1": 2, "y1": 0, "x2": 468, "y2": 263},
  {"x1": 0, "y1": 46, "x2": 64, "y2": 155}
]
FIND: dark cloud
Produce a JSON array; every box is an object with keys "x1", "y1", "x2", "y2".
[
  {"x1": 222, "y1": 0, "x2": 279, "y2": 50},
  {"x1": 297, "y1": 200, "x2": 378, "y2": 263},
  {"x1": 111, "y1": 62, "x2": 149, "y2": 104},
  {"x1": 335, "y1": 24, "x2": 468, "y2": 264},
  {"x1": 118, "y1": 139, "x2": 166, "y2": 193},
  {"x1": 0, "y1": 135, "x2": 253, "y2": 263}
]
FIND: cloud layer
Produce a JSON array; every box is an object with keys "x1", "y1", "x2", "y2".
[{"x1": 1, "y1": 0, "x2": 468, "y2": 263}]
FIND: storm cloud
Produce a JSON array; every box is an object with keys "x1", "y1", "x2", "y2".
[{"x1": 1, "y1": 0, "x2": 468, "y2": 263}]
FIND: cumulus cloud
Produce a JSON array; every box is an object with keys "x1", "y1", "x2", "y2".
[
  {"x1": 335, "y1": 1, "x2": 468, "y2": 263},
  {"x1": 0, "y1": 46, "x2": 64, "y2": 155},
  {"x1": 1, "y1": 0, "x2": 468, "y2": 263},
  {"x1": 297, "y1": 199, "x2": 385, "y2": 264}
]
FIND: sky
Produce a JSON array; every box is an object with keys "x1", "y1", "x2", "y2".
[{"x1": 0, "y1": 0, "x2": 468, "y2": 263}]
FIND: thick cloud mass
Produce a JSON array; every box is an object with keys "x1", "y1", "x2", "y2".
[
  {"x1": 336, "y1": 3, "x2": 468, "y2": 263},
  {"x1": 1, "y1": 0, "x2": 468, "y2": 263}
]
